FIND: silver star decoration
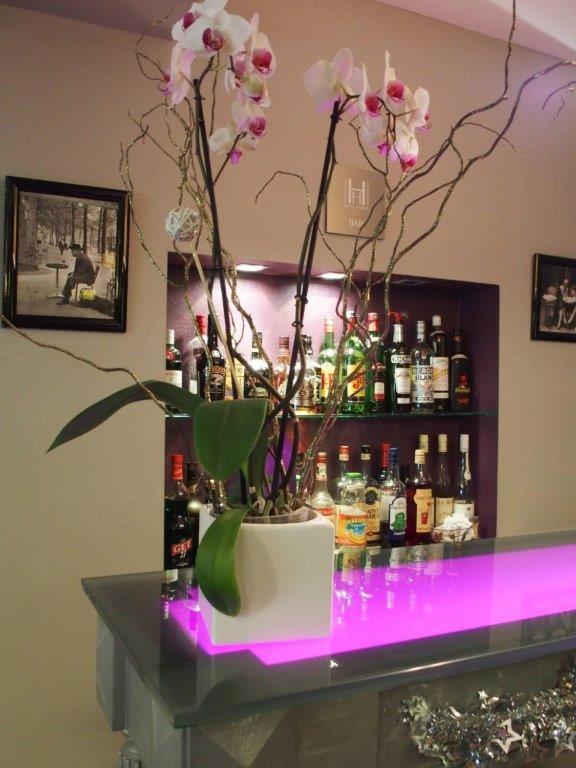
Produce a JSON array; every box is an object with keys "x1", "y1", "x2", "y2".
[
  {"x1": 478, "y1": 690, "x2": 499, "y2": 708},
  {"x1": 492, "y1": 718, "x2": 522, "y2": 754}
]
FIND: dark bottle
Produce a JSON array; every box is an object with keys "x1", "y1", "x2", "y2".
[
  {"x1": 185, "y1": 461, "x2": 202, "y2": 568},
  {"x1": 430, "y1": 314, "x2": 449, "y2": 412},
  {"x1": 165, "y1": 329, "x2": 183, "y2": 414},
  {"x1": 244, "y1": 331, "x2": 270, "y2": 398},
  {"x1": 377, "y1": 442, "x2": 391, "y2": 484},
  {"x1": 367, "y1": 312, "x2": 387, "y2": 412},
  {"x1": 386, "y1": 314, "x2": 411, "y2": 413},
  {"x1": 450, "y1": 329, "x2": 472, "y2": 411},
  {"x1": 198, "y1": 315, "x2": 226, "y2": 400},
  {"x1": 360, "y1": 444, "x2": 381, "y2": 547},
  {"x1": 380, "y1": 447, "x2": 407, "y2": 548},
  {"x1": 410, "y1": 320, "x2": 434, "y2": 413},
  {"x1": 405, "y1": 448, "x2": 433, "y2": 546},
  {"x1": 163, "y1": 454, "x2": 194, "y2": 600},
  {"x1": 341, "y1": 311, "x2": 367, "y2": 414}
]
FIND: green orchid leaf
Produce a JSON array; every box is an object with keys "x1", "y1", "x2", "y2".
[
  {"x1": 193, "y1": 398, "x2": 267, "y2": 481},
  {"x1": 196, "y1": 505, "x2": 249, "y2": 616},
  {"x1": 248, "y1": 429, "x2": 270, "y2": 496},
  {"x1": 48, "y1": 380, "x2": 202, "y2": 452}
]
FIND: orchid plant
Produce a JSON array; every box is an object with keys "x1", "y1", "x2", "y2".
[{"x1": 6, "y1": 0, "x2": 576, "y2": 617}]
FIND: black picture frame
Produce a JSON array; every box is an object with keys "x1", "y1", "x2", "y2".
[
  {"x1": 3, "y1": 176, "x2": 129, "y2": 332},
  {"x1": 531, "y1": 253, "x2": 576, "y2": 342}
]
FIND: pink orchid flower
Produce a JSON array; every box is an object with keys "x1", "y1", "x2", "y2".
[
  {"x1": 394, "y1": 119, "x2": 419, "y2": 171},
  {"x1": 349, "y1": 65, "x2": 382, "y2": 123},
  {"x1": 174, "y1": 0, "x2": 251, "y2": 58},
  {"x1": 249, "y1": 14, "x2": 276, "y2": 77},
  {"x1": 162, "y1": 44, "x2": 196, "y2": 106},
  {"x1": 208, "y1": 123, "x2": 259, "y2": 163},
  {"x1": 242, "y1": 73, "x2": 270, "y2": 107},
  {"x1": 304, "y1": 48, "x2": 361, "y2": 112},
  {"x1": 232, "y1": 98, "x2": 268, "y2": 138},
  {"x1": 383, "y1": 51, "x2": 411, "y2": 115}
]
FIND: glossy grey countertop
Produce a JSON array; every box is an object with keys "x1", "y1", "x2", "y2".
[{"x1": 82, "y1": 531, "x2": 576, "y2": 727}]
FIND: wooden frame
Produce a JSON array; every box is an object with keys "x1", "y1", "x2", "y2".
[
  {"x1": 531, "y1": 252, "x2": 576, "y2": 342},
  {"x1": 3, "y1": 176, "x2": 129, "y2": 332}
]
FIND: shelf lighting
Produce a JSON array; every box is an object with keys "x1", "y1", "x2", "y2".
[
  {"x1": 318, "y1": 272, "x2": 345, "y2": 280},
  {"x1": 237, "y1": 263, "x2": 268, "y2": 272}
]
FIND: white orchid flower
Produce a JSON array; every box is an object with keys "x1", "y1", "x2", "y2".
[
  {"x1": 162, "y1": 44, "x2": 196, "y2": 106},
  {"x1": 304, "y1": 48, "x2": 360, "y2": 112},
  {"x1": 406, "y1": 87, "x2": 431, "y2": 132},
  {"x1": 173, "y1": 0, "x2": 251, "y2": 57},
  {"x1": 231, "y1": 97, "x2": 268, "y2": 138},
  {"x1": 208, "y1": 123, "x2": 259, "y2": 164},
  {"x1": 383, "y1": 50, "x2": 411, "y2": 115},
  {"x1": 250, "y1": 14, "x2": 276, "y2": 77},
  {"x1": 393, "y1": 118, "x2": 419, "y2": 171}
]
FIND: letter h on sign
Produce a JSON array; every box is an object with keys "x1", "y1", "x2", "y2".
[{"x1": 347, "y1": 178, "x2": 368, "y2": 207}]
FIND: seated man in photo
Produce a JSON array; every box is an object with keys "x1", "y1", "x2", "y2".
[{"x1": 57, "y1": 244, "x2": 95, "y2": 305}]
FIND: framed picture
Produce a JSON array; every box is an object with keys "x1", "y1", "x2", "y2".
[
  {"x1": 531, "y1": 253, "x2": 576, "y2": 342},
  {"x1": 3, "y1": 176, "x2": 129, "y2": 332}
]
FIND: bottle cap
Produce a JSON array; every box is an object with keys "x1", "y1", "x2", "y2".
[
  {"x1": 380, "y1": 442, "x2": 391, "y2": 454},
  {"x1": 171, "y1": 453, "x2": 184, "y2": 467},
  {"x1": 166, "y1": 329, "x2": 175, "y2": 345},
  {"x1": 414, "y1": 448, "x2": 425, "y2": 464},
  {"x1": 432, "y1": 315, "x2": 441, "y2": 327},
  {"x1": 324, "y1": 318, "x2": 334, "y2": 332},
  {"x1": 419, "y1": 434, "x2": 429, "y2": 452},
  {"x1": 339, "y1": 444, "x2": 349, "y2": 459},
  {"x1": 416, "y1": 320, "x2": 426, "y2": 331},
  {"x1": 278, "y1": 335, "x2": 290, "y2": 350},
  {"x1": 389, "y1": 446, "x2": 399, "y2": 462},
  {"x1": 195, "y1": 315, "x2": 208, "y2": 335},
  {"x1": 438, "y1": 433, "x2": 448, "y2": 452},
  {"x1": 317, "y1": 451, "x2": 327, "y2": 462},
  {"x1": 361, "y1": 443, "x2": 371, "y2": 454},
  {"x1": 170, "y1": 453, "x2": 184, "y2": 480},
  {"x1": 460, "y1": 434, "x2": 470, "y2": 452}
]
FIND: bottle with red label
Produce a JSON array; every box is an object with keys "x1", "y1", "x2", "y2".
[
  {"x1": 367, "y1": 312, "x2": 387, "y2": 413},
  {"x1": 310, "y1": 451, "x2": 336, "y2": 538},
  {"x1": 405, "y1": 448, "x2": 434, "y2": 545},
  {"x1": 163, "y1": 453, "x2": 194, "y2": 600}
]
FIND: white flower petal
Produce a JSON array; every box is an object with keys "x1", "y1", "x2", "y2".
[
  {"x1": 219, "y1": 12, "x2": 252, "y2": 53},
  {"x1": 332, "y1": 48, "x2": 354, "y2": 84},
  {"x1": 180, "y1": 16, "x2": 211, "y2": 52}
]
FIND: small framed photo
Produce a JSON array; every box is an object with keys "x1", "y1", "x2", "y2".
[
  {"x1": 531, "y1": 253, "x2": 576, "y2": 342},
  {"x1": 3, "y1": 176, "x2": 129, "y2": 332}
]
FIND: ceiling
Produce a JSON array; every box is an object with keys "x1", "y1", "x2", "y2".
[
  {"x1": 1, "y1": 0, "x2": 575, "y2": 59},
  {"x1": 378, "y1": 0, "x2": 576, "y2": 59}
]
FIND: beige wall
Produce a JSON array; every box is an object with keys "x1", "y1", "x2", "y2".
[{"x1": 1, "y1": 1, "x2": 575, "y2": 765}]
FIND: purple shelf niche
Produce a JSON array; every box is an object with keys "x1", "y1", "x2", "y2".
[{"x1": 165, "y1": 261, "x2": 499, "y2": 537}]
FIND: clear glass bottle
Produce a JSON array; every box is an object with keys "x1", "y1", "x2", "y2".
[
  {"x1": 187, "y1": 315, "x2": 207, "y2": 395},
  {"x1": 244, "y1": 331, "x2": 270, "y2": 398},
  {"x1": 405, "y1": 448, "x2": 433, "y2": 545},
  {"x1": 318, "y1": 319, "x2": 337, "y2": 409},
  {"x1": 430, "y1": 314, "x2": 449, "y2": 412},
  {"x1": 310, "y1": 451, "x2": 336, "y2": 529},
  {"x1": 386, "y1": 314, "x2": 411, "y2": 413},
  {"x1": 360, "y1": 444, "x2": 381, "y2": 548},
  {"x1": 342, "y1": 311, "x2": 367, "y2": 414},
  {"x1": 380, "y1": 447, "x2": 407, "y2": 547},
  {"x1": 410, "y1": 320, "x2": 434, "y2": 413},
  {"x1": 434, "y1": 434, "x2": 454, "y2": 525},
  {"x1": 273, "y1": 335, "x2": 291, "y2": 400},
  {"x1": 454, "y1": 433, "x2": 475, "y2": 519},
  {"x1": 334, "y1": 444, "x2": 350, "y2": 506}
]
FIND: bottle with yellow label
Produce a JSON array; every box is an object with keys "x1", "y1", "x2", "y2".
[
  {"x1": 341, "y1": 310, "x2": 367, "y2": 414},
  {"x1": 318, "y1": 319, "x2": 337, "y2": 409},
  {"x1": 406, "y1": 448, "x2": 433, "y2": 545}
]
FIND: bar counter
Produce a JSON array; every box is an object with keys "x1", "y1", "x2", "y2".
[{"x1": 83, "y1": 531, "x2": 576, "y2": 767}]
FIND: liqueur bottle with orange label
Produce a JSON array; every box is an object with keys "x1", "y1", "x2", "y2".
[
  {"x1": 341, "y1": 310, "x2": 367, "y2": 414},
  {"x1": 310, "y1": 451, "x2": 336, "y2": 530},
  {"x1": 405, "y1": 448, "x2": 434, "y2": 545},
  {"x1": 162, "y1": 453, "x2": 194, "y2": 600}
]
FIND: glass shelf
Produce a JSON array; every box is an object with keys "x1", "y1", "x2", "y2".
[{"x1": 165, "y1": 410, "x2": 497, "y2": 420}]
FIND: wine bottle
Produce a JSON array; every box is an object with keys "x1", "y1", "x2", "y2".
[
  {"x1": 405, "y1": 448, "x2": 433, "y2": 545},
  {"x1": 360, "y1": 444, "x2": 381, "y2": 547},
  {"x1": 434, "y1": 434, "x2": 454, "y2": 525},
  {"x1": 410, "y1": 321, "x2": 434, "y2": 413},
  {"x1": 198, "y1": 316, "x2": 226, "y2": 400},
  {"x1": 318, "y1": 319, "x2": 337, "y2": 408},
  {"x1": 386, "y1": 314, "x2": 411, "y2": 413},
  {"x1": 454, "y1": 433, "x2": 475, "y2": 519},
  {"x1": 367, "y1": 312, "x2": 386, "y2": 413},
  {"x1": 185, "y1": 461, "x2": 202, "y2": 569},
  {"x1": 450, "y1": 329, "x2": 472, "y2": 411},
  {"x1": 163, "y1": 454, "x2": 194, "y2": 600},
  {"x1": 341, "y1": 311, "x2": 367, "y2": 414},
  {"x1": 430, "y1": 315, "x2": 449, "y2": 412}
]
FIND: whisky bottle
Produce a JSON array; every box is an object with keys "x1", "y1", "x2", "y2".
[
  {"x1": 198, "y1": 316, "x2": 226, "y2": 400},
  {"x1": 310, "y1": 452, "x2": 336, "y2": 527},
  {"x1": 342, "y1": 311, "x2": 367, "y2": 414},
  {"x1": 273, "y1": 335, "x2": 291, "y2": 400},
  {"x1": 294, "y1": 334, "x2": 320, "y2": 414},
  {"x1": 244, "y1": 331, "x2": 270, "y2": 398},
  {"x1": 386, "y1": 315, "x2": 411, "y2": 413},
  {"x1": 367, "y1": 312, "x2": 386, "y2": 412},
  {"x1": 410, "y1": 321, "x2": 434, "y2": 413},
  {"x1": 450, "y1": 329, "x2": 472, "y2": 411},
  {"x1": 380, "y1": 447, "x2": 406, "y2": 548},
  {"x1": 318, "y1": 319, "x2": 337, "y2": 408},
  {"x1": 430, "y1": 315, "x2": 449, "y2": 412},
  {"x1": 405, "y1": 448, "x2": 433, "y2": 545},
  {"x1": 434, "y1": 434, "x2": 454, "y2": 525},
  {"x1": 454, "y1": 433, "x2": 475, "y2": 519},
  {"x1": 360, "y1": 444, "x2": 381, "y2": 547}
]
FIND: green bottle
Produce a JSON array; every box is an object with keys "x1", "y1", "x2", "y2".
[
  {"x1": 341, "y1": 311, "x2": 367, "y2": 414},
  {"x1": 318, "y1": 318, "x2": 337, "y2": 409}
]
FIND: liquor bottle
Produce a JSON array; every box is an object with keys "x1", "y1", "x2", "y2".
[
  {"x1": 273, "y1": 336, "x2": 291, "y2": 400},
  {"x1": 360, "y1": 444, "x2": 381, "y2": 547},
  {"x1": 410, "y1": 321, "x2": 434, "y2": 413},
  {"x1": 244, "y1": 331, "x2": 270, "y2": 398},
  {"x1": 342, "y1": 311, "x2": 367, "y2": 414},
  {"x1": 310, "y1": 452, "x2": 336, "y2": 527},
  {"x1": 386, "y1": 314, "x2": 411, "y2": 413},
  {"x1": 377, "y1": 442, "x2": 391, "y2": 484},
  {"x1": 185, "y1": 461, "x2": 203, "y2": 568},
  {"x1": 166, "y1": 329, "x2": 183, "y2": 414},
  {"x1": 198, "y1": 315, "x2": 226, "y2": 400},
  {"x1": 380, "y1": 447, "x2": 407, "y2": 547},
  {"x1": 434, "y1": 434, "x2": 454, "y2": 526},
  {"x1": 450, "y1": 329, "x2": 472, "y2": 411},
  {"x1": 405, "y1": 448, "x2": 434, "y2": 545},
  {"x1": 318, "y1": 319, "x2": 337, "y2": 408},
  {"x1": 333, "y1": 444, "x2": 350, "y2": 507},
  {"x1": 187, "y1": 315, "x2": 207, "y2": 395},
  {"x1": 294, "y1": 451, "x2": 305, "y2": 497},
  {"x1": 430, "y1": 315, "x2": 449, "y2": 412},
  {"x1": 367, "y1": 312, "x2": 386, "y2": 413},
  {"x1": 419, "y1": 433, "x2": 430, "y2": 476},
  {"x1": 163, "y1": 454, "x2": 194, "y2": 600},
  {"x1": 454, "y1": 434, "x2": 475, "y2": 519},
  {"x1": 224, "y1": 359, "x2": 245, "y2": 400},
  {"x1": 292, "y1": 335, "x2": 319, "y2": 414}
]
